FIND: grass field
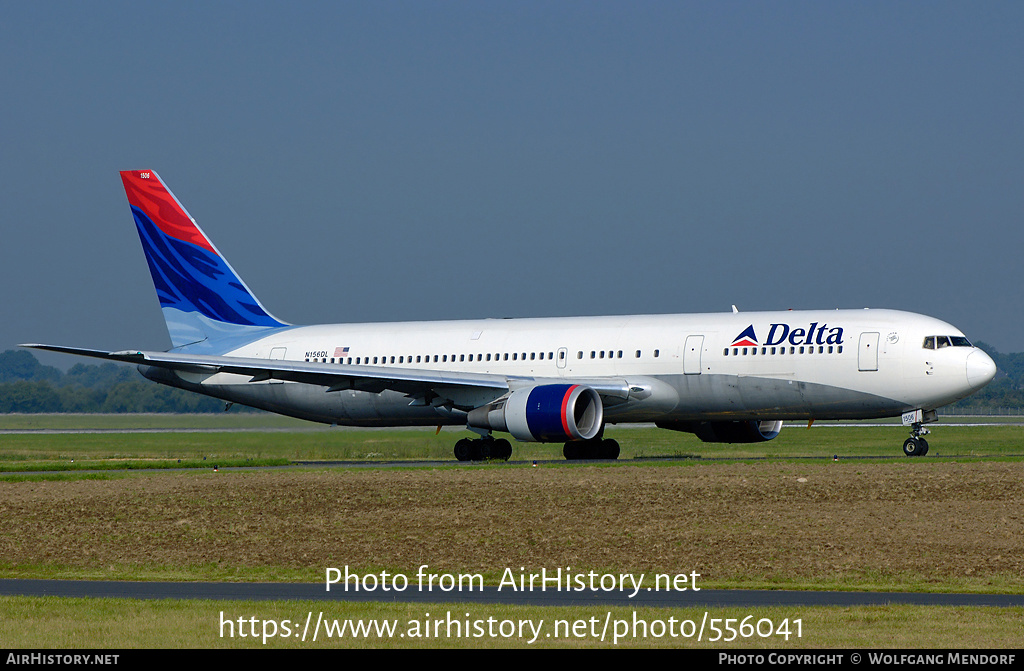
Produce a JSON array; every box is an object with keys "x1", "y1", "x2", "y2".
[
  {"x1": 1, "y1": 414, "x2": 1022, "y2": 648},
  {"x1": 2, "y1": 597, "x2": 1022, "y2": 648},
  {"x1": 1, "y1": 414, "x2": 1023, "y2": 471}
]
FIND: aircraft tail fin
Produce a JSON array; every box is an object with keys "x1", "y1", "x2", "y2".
[{"x1": 120, "y1": 170, "x2": 287, "y2": 349}]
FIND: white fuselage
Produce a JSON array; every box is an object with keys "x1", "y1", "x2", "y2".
[{"x1": 171, "y1": 308, "x2": 994, "y2": 428}]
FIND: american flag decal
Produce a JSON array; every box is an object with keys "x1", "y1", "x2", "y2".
[{"x1": 334, "y1": 346, "x2": 350, "y2": 358}]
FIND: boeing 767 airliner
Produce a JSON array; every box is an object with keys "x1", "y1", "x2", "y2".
[{"x1": 24, "y1": 170, "x2": 996, "y2": 460}]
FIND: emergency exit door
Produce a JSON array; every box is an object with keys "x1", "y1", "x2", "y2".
[
  {"x1": 858, "y1": 332, "x2": 879, "y2": 371},
  {"x1": 684, "y1": 335, "x2": 704, "y2": 375}
]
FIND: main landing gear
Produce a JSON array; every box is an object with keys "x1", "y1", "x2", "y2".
[
  {"x1": 452, "y1": 436, "x2": 620, "y2": 461},
  {"x1": 454, "y1": 437, "x2": 512, "y2": 462},
  {"x1": 902, "y1": 423, "x2": 930, "y2": 457},
  {"x1": 563, "y1": 438, "x2": 620, "y2": 460}
]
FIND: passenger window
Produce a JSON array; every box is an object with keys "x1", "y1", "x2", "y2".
[
  {"x1": 654, "y1": 349, "x2": 660, "y2": 357},
  {"x1": 723, "y1": 348, "x2": 729, "y2": 356}
]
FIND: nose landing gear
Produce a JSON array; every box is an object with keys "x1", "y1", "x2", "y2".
[{"x1": 902, "y1": 423, "x2": 930, "y2": 457}]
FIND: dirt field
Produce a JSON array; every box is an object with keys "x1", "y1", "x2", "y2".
[{"x1": 2, "y1": 461, "x2": 1022, "y2": 589}]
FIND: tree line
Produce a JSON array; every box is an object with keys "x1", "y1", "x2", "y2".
[{"x1": 0, "y1": 349, "x2": 233, "y2": 413}]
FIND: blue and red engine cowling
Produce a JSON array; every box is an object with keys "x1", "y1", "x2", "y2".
[{"x1": 467, "y1": 384, "x2": 603, "y2": 442}]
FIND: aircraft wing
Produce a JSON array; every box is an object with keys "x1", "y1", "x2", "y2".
[{"x1": 21, "y1": 344, "x2": 631, "y2": 408}]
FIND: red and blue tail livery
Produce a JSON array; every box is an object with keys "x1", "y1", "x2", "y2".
[{"x1": 120, "y1": 170, "x2": 286, "y2": 348}]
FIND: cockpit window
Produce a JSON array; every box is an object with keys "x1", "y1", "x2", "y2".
[{"x1": 923, "y1": 335, "x2": 973, "y2": 349}]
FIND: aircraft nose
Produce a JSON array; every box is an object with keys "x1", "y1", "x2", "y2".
[{"x1": 966, "y1": 350, "x2": 996, "y2": 389}]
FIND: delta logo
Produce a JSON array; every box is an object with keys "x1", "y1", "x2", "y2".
[
  {"x1": 730, "y1": 325, "x2": 759, "y2": 347},
  {"x1": 731, "y1": 322, "x2": 845, "y2": 347}
]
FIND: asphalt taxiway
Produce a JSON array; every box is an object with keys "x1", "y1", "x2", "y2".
[{"x1": 2, "y1": 579, "x2": 1022, "y2": 608}]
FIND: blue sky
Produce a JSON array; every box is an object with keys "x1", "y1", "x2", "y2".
[{"x1": 3, "y1": 1, "x2": 1022, "y2": 366}]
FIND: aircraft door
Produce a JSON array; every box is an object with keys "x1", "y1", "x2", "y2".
[
  {"x1": 858, "y1": 332, "x2": 879, "y2": 372},
  {"x1": 683, "y1": 335, "x2": 704, "y2": 375}
]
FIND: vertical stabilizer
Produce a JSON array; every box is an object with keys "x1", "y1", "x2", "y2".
[{"x1": 120, "y1": 170, "x2": 287, "y2": 349}]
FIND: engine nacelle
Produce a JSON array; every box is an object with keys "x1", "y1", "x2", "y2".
[
  {"x1": 656, "y1": 419, "x2": 783, "y2": 443},
  {"x1": 467, "y1": 384, "x2": 603, "y2": 442}
]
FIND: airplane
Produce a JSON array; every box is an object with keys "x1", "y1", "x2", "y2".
[{"x1": 24, "y1": 170, "x2": 997, "y2": 460}]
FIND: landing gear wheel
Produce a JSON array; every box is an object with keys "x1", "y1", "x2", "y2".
[
  {"x1": 454, "y1": 439, "x2": 472, "y2": 462},
  {"x1": 600, "y1": 439, "x2": 620, "y2": 460},
  {"x1": 903, "y1": 437, "x2": 925, "y2": 457},
  {"x1": 903, "y1": 421, "x2": 932, "y2": 457},
  {"x1": 494, "y1": 438, "x2": 512, "y2": 461},
  {"x1": 477, "y1": 440, "x2": 492, "y2": 460},
  {"x1": 564, "y1": 439, "x2": 619, "y2": 460}
]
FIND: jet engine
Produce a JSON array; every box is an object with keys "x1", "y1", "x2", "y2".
[
  {"x1": 467, "y1": 384, "x2": 603, "y2": 442},
  {"x1": 656, "y1": 419, "x2": 783, "y2": 443}
]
